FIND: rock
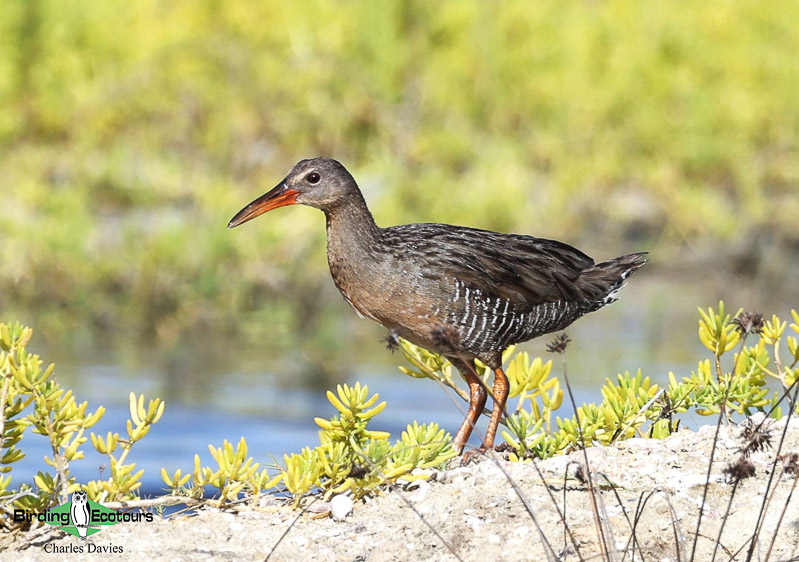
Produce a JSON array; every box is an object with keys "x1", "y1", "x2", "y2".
[
  {"x1": 329, "y1": 494, "x2": 354, "y2": 521},
  {"x1": 464, "y1": 515, "x2": 482, "y2": 532},
  {"x1": 665, "y1": 436, "x2": 682, "y2": 450},
  {"x1": 513, "y1": 525, "x2": 530, "y2": 538}
]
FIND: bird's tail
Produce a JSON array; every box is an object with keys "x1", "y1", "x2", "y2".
[{"x1": 576, "y1": 252, "x2": 648, "y2": 308}]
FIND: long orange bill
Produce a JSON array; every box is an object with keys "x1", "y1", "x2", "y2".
[{"x1": 227, "y1": 182, "x2": 300, "y2": 228}]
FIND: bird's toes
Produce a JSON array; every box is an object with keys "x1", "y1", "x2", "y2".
[{"x1": 460, "y1": 447, "x2": 489, "y2": 466}]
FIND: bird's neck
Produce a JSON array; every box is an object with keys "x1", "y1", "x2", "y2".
[
  {"x1": 323, "y1": 194, "x2": 385, "y2": 322},
  {"x1": 323, "y1": 192, "x2": 384, "y2": 313},
  {"x1": 324, "y1": 192, "x2": 381, "y2": 253}
]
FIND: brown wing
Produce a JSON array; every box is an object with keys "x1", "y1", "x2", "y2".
[{"x1": 382, "y1": 223, "x2": 595, "y2": 306}]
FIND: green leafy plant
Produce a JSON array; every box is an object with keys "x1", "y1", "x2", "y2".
[
  {"x1": 163, "y1": 383, "x2": 456, "y2": 507},
  {"x1": 88, "y1": 392, "x2": 165, "y2": 502},
  {"x1": 399, "y1": 302, "x2": 799, "y2": 462},
  {"x1": 0, "y1": 321, "x2": 165, "y2": 530},
  {"x1": 284, "y1": 383, "x2": 456, "y2": 505},
  {"x1": 162, "y1": 437, "x2": 280, "y2": 505}
]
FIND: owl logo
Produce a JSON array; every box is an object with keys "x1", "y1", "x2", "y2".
[{"x1": 70, "y1": 491, "x2": 90, "y2": 539}]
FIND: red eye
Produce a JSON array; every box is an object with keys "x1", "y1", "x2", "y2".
[{"x1": 306, "y1": 172, "x2": 321, "y2": 184}]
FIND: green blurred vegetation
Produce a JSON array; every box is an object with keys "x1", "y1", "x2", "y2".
[{"x1": 1, "y1": 0, "x2": 797, "y2": 370}]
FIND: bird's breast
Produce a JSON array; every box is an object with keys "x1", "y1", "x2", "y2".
[{"x1": 327, "y1": 250, "x2": 441, "y2": 332}]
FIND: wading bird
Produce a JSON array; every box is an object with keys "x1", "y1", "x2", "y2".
[{"x1": 229, "y1": 158, "x2": 646, "y2": 455}]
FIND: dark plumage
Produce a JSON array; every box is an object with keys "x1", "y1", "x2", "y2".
[{"x1": 229, "y1": 158, "x2": 647, "y2": 454}]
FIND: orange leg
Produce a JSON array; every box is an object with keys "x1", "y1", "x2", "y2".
[
  {"x1": 482, "y1": 367, "x2": 509, "y2": 450},
  {"x1": 451, "y1": 359, "x2": 487, "y2": 453}
]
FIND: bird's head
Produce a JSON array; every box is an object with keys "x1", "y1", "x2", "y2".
[{"x1": 228, "y1": 158, "x2": 357, "y2": 228}]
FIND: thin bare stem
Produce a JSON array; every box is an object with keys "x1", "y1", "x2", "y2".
[
  {"x1": 631, "y1": 489, "x2": 686, "y2": 561},
  {"x1": 660, "y1": 489, "x2": 687, "y2": 562},
  {"x1": 349, "y1": 436, "x2": 464, "y2": 562},
  {"x1": 763, "y1": 468, "x2": 799, "y2": 561},
  {"x1": 597, "y1": 473, "x2": 646, "y2": 562},
  {"x1": 744, "y1": 386, "x2": 799, "y2": 561},
  {"x1": 266, "y1": 497, "x2": 321, "y2": 561},
  {"x1": 689, "y1": 377, "x2": 733, "y2": 561},
  {"x1": 102, "y1": 496, "x2": 203, "y2": 510},
  {"x1": 628, "y1": 490, "x2": 658, "y2": 562},
  {"x1": 556, "y1": 461, "x2": 588, "y2": 561},
  {"x1": 562, "y1": 463, "x2": 574, "y2": 558},
  {"x1": 98, "y1": 437, "x2": 138, "y2": 504},
  {"x1": 616, "y1": 388, "x2": 665, "y2": 441},
  {"x1": 558, "y1": 349, "x2": 615, "y2": 562},
  {"x1": 710, "y1": 478, "x2": 739, "y2": 562},
  {"x1": 493, "y1": 452, "x2": 561, "y2": 562}
]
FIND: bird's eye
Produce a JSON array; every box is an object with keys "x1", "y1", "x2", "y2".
[{"x1": 306, "y1": 172, "x2": 321, "y2": 184}]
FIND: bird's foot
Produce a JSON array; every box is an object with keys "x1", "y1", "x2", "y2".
[
  {"x1": 460, "y1": 448, "x2": 489, "y2": 466},
  {"x1": 460, "y1": 442, "x2": 511, "y2": 465}
]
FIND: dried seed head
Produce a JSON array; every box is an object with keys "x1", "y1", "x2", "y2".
[
  {"x1": 723, "y1": 458, "x2": 756, "y2": 482},
  {"x1": 739, "y1": 418, "x2": 774, "y2": 457},
  {"x1": 731, "y1": 311, "x2": 765, "y2": 336},
  {"x1": 384, "y1": 330, "x2": 400, "y2": 352},
  {"x1": 573, "y1": 463, "x2": 587, "y2": 484},
  {"x1": 779, "y1": 452, "x2": 799, "y2": 475},
  {"x1": 546, "y1": 334, "x2": 571, "y2": 354},
  {"x1": 347, "y1": 464, "x2": 370, "y2": 479}
]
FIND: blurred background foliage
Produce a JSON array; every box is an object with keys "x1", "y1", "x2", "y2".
[{"x1": 1, "y1": 0, "x2": 798, "y2": 384}]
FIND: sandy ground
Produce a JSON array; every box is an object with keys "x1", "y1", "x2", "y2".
[{"x1": 4, "y1": 416, "x2": 799, "y2": 561}]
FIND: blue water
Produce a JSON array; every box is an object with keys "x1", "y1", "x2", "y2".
[
  {"x1": 9, "y1": 276, "x2": 796, "y2": 497},
  {"x1": 12, "y1": 370, "x2": 595, "y2": 497}
]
